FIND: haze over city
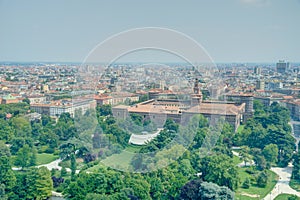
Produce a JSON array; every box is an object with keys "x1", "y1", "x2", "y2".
[{"x1": 0, "y1": 0, "x2": 300, "y2": 63}]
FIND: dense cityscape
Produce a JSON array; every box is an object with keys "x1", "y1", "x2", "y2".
[
  {"x1": 0, "y1": 61, "x2": 300, "y2": 199},
  {"x1": 1, "y1": 1, "x2": 300, "y2": 200}
]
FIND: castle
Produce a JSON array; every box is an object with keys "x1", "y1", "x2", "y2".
[{"x1": 112, "y1": 79, "x2": 251, "y2": 131}]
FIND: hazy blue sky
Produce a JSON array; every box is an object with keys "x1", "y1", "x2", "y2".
[{"x1": 0, "y1": 0, "x2": 299, "y2": 63}]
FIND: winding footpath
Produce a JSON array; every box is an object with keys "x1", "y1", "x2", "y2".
[
  {"x1": 37, "y1": 158, "x2": 80, "y2": 174},
  {"x1": 233, "y1": 150, "x2": 300, "y2": 200},
  {"x1": 263, "y1": 163, "x2": 300, "y2": 200}
]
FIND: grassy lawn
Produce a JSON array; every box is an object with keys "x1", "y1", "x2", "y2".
[
  {"x1": 235, "y1": 167, "x2": 278, "y2": 200},
  {"x1": 290, "y1": 179, "x2": 300, "y2": 192},
  {"x1": 237, "y1": 125, "x2": 245, "y2": 133},
  {"x1": 86, "y1": 150, "x2": 135, "y2": 172},
  {"x1": 274, "y1": 193, "x2": 300, "y2": 200},
  {"x1": 125, "y1": 144, "x2": 142, "y2": 153},
  {"x1": 36, "y1": 153, "x2": 59, "y2": 165},
  {"x1": 102, "y1": 151, "x2": 134, "y2": 170}
]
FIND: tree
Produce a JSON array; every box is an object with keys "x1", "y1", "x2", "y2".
[
  {"x1": 240, "y1": 146, "x2": 252, "y2": 166},
  {"x1": 41, "y1": 114, "x2": 54, "y2": 126},
  {"x1": 288, "y1": 195, "x2": 299, "y2": 200},
  {"x1": 22, "y1": 98, "x2": 30, "y2": 104},
  {"x1": 242, "y1": 178, "x2": 251, "y2": 189},
  {"x1": 262, "y1": 144, "x2": 278, "y2": 164},
  {"x1": 0, "y1": 141, "x2": 10, "y2": 157},
  {"x1": 164, "y1": 118, "x2": 179, "y2": 132},
  {"x1": 26, "y1": 167, "x2": 53, "y2": 200},
  {"x1": 98, "y1": 104, "x2": 112, "y2": 116},
  {"x1": 244, "y1": 122, "x2": 267, "y2": 149},
  {"x1": 201, "y1": 154, "x2": 239, "y2": 190},
  {"x1": 292, "y1": 151, "x2": 300, "y2": 181},
  {"x1": 0, "y1": 119, "x2": 14, "y2": 142},
  {"x1": 0, "y1": 183, "x2": 6, "y2": 200},
  {"x1": 254, "y1": 155, "x2": 267, "y2": 170},
  {"x1": 70, "y1": 153, "x2": 76, "y2": 181},
  {"x1": 51, "y1": 176, "x2": 64, "y2": 188},
  {"x1": 198, "y1": 182, "x2": 234, "y2": 200},
  {"x1": 130, "y1": 113, "x2": 143, "y2": 126},
  {"x1": 179, "y1": 179, "x2": 202, "y2": 200},
  {"x1": 257, "y1": 171, "x2": 268, "y2": 187},
  {"x1": 126, "y1": 178, "x2": 151, "y2": 199},
  {"x1": 10, "y1": 117, "x2": 32, "y2": 137},
  {"x1": 83, "y1": 153, "x2": 96, "y2": 163},
  {"x1": 0, "y1": 156, "x2": 16, "y2": 195},
  {"x1": 60, "y1": 167, "x2": 67, "y2": 177},
  {"x1": 35, "y1": 167, "x2": 53, "y2": 199},
  {"x1": 15, "y1": 144, "x2": 31, "y2": 169},
  {"x1": 29, "y1": 147, "x2": 37, "y2": 166}
]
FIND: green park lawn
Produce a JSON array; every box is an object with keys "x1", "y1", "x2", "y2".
[
  {"x1": 101, "y1": 150, "x2": 134, "y2": 170},
  {"x1": 36, "y1": 153, "x2": 59, "y2": 165},
  {"x1": 274, "y1": 193, "x2": 300, "y2": 200},
  {"x1": 237, "y1": 125, "x2": 245, "y2": 133},
  {"x1": 86, "y1": 150, "x2": 135, "y2": 172},
  {"x1": 124, "y1": 144, "x2": 142, "y2": 153},
  {"x1": 235, "y1": 167, "x2": 278, "y2": 200}
]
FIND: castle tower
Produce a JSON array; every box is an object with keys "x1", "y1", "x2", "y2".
[{"x1": 191, "y1": 78, "x2": 202, "y2": 106}]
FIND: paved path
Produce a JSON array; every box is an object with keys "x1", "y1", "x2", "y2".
[
  {"x1": 263, "y1": 163, "x2": 300, "y2": 200},
  {"x1": 232, "y1": 150, "x2": 300, "y2": 199},
  {"x1": 37, "y1": 158, "x2": 80, "y2": 174}
]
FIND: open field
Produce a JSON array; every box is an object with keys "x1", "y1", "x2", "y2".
[
  {"x1": 235, "y1": 167, "x2": 278, "y2": 200},
  {"x1": 36, "y1": 153, "x2": 59, "y2": 165}
]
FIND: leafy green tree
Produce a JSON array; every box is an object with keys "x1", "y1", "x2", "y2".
[
  {"x1": 22, "y1": 98, "x2": 30, "y2": 104},
  {"x1": 198, "y1": 182, "x2": 234, "y2": 200},
  {"x1": 126, "y1": 178, "x2": 151, "y2": 199},
  {"x1": 41, "y1": 114, "x2": 54, "y2": 126},
  {"x1": 10, "y1": 173, "x2": 27, "y2": 200},
  {"x1": 288, "y1": 195, "x2": 299, "y2": 200},
  {"x1": 242, "y1": 178, "x2": 251, "y2": 189},
  {"x1": 10, "y1": 138, "x2": 25, "y2": 155},
  {"x1": 254, "y1": 155, "x2": 267, "y2": 170},
  {"x1": 59, "y1": 142, "x2": 76, "y2": 160},
  {"x1": 240, "y1": 146, "x2": 252, "y2": 166},
  {"x1": 253, "y1": 100, "x2": 265, "y2": 115},
  {"x1": 0, "y1": 119, "x2": 14, "y2": 142},
  {"x1": 98, "y1": 105, "x2": 112, "y2": 116},
  {"x1": 179, "y1": 179, "x2": 202, "y2": 200},
  {"x1": 0, "y1": 141, "x2": 10, "y2": 157},
  {"x1": 198, "y1": 114, "x2": 209, "y2": 128},
  {"x1": 244, "y1": 122, "x2": 267, "y2": 149},
  {"x1": 35, "y1": 167, "x2": 53, "y2": 199},
  {"x1": 10, "y1": 117, "x2": 32, "y2": 137},
  {"x1": 0, "y1": 156, "x2": 16, "y2": 195},
  {"x1": 257, "y1": 171, "x2": 268, "y2": 187},
  {"x1": 26, "y1": 167, "x2": 53, "y2": 200},
  {"x1": 0, "y1": 183, "x2": 7, "y2": 200},
  {"x1": 266, "y1": 125, "x2": 295, "y2": 167},
  {"x1": 60, "y1": 167, "x2": 67, "y2": 177},
  {"x1": 130, "y1": 113, "x2": 143, "y2": 126},
  {"x1": 164, "y1": 118, "x2": 179, "y2": 132},
  {"x1": 201, "y1": 154, "x2": 239, "y2": 190},
  {"x1": 29, "y1": 147, "x2": 37, "y2": 166},
  {"x1": 70, "y1": 153, "x2": 76, "y2": 181},
  {"x1": 262, "y1": 144, "x2": 278, "y2": 164},
  {"x1": 292, "y1": 150, "x2": 300, "y2": 181},
  {"x1": 15, "y1": 144, "x2": 31, "y2": 169}
]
